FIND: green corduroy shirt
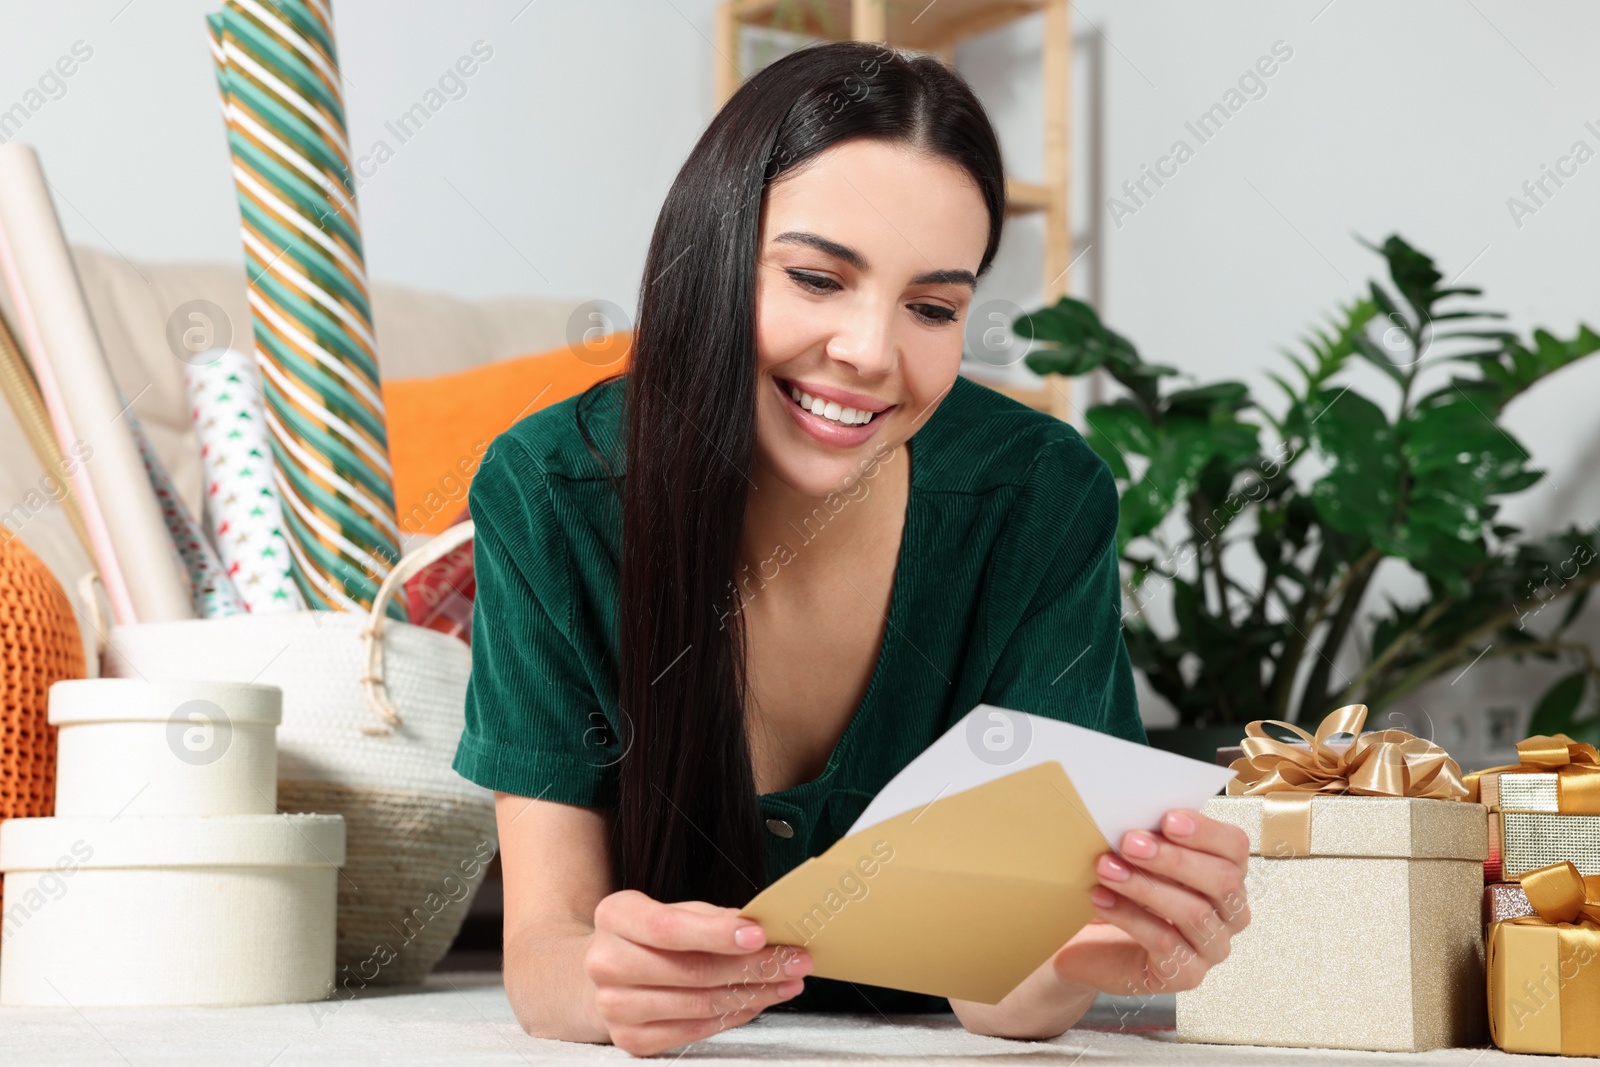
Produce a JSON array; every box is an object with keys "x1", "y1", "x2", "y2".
[{"x1": 453, "y1": 373, "x2": 1145, "y2": 1015}]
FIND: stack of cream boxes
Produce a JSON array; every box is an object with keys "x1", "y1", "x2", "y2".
[{"x1": 0, "y1": 679, "x2": 345, "y2": 1006}]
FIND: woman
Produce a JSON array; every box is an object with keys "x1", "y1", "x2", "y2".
[{"x1": 454, "y1": 41, "x2": 1249, "y2": 1057}]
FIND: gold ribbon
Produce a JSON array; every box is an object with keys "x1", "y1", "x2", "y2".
[
  {"x1": 1521, "y1": 860, "x2": 1600, "y2": 926},
  {"x1": 1224, "y1": 704, "x2": 1468, "y2": 857},
  {"x1": 1491, "y1": 860, "x2": 1600, "y2": 1055},
  {"x1": 1466, "y1": 734, "x2": 1600, "y2": 814}
]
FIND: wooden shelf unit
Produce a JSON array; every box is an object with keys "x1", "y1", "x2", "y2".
[{"x1": 714, "y1": 0, "x2": 1074, "y2": 419}]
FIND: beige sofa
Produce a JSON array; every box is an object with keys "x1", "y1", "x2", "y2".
[{"x1": 0, "y1": 245, "x2": 593, "y2": 663}]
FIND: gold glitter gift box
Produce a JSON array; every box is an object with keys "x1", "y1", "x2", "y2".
[
  {"x1": 1486, "y1": 860, "x2": 1600, "y2": 1056},
  {"x1": 1176, "y1": 705, "x2": 1487, "y2": 1053},
  {"x1": 1177, "y1": 794, "x2": 1488, "y2": 1051}
]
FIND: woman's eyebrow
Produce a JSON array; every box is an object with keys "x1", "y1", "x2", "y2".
[{"x1": 771, "y1": 230, "x2": 977, "y2": 290}]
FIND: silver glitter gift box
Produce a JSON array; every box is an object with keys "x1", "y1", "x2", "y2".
[
  {"x1": 1482, "y1": 771, "x2": 1562, "y2": 813},
  {"x1": 1479, "y1": 770, "x2": 1600, "y2": 879},
  {"x1": 1499, "y1": 811, "x2": 1600, "y2": 878},
  {"x1": 1176, "y1": 795, "x2": 1488, "y2": 1052}
]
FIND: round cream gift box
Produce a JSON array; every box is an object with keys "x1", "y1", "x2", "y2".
[
  {"x1": 0, "y1": 814, "x2": 344, "y2": 1007},
  {"x1": 49, "y1": 679, "x2": 281, "y2": 817}
]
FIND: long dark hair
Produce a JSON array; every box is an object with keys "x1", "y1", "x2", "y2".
[{"x1": 602, "y1": 41, "x2": 1007, "y2": 907}]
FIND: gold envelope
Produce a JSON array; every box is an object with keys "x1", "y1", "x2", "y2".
[{"x1": 738, "y1": 760, "x2": 1109, "y2": 1005}]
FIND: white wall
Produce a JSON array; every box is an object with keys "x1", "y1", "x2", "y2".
[
  {"x1": 4, "y1": 0, "x2": 1597, "y2": 752},
  {"x1": 1072, "y1": 0, "x2": 1600, "y2": 535},
  {"x1": 0, "y1": 0, "x2": 719, "y2": 314},
  {"x1": 1051, "y1": 1, "x2": 1600, "y2": 757}
]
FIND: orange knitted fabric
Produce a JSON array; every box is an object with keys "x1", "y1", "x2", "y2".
[{"x1": 0, "y1": 533, "x2": 84, "y2": 914}]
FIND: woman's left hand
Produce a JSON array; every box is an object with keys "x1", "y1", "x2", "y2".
[{"x1": 1057, "y1": 808, "x2": 1252, "y2": 997}]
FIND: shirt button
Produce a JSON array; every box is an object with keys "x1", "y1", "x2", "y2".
[{"x1": 765, "y1": 818, "x2": 795, "y2": 839}]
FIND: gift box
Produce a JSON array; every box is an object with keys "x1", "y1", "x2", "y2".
[
  {"x1": 1472, "y1": 735, "x2": 1600, "y2": 883},
  {"x1": 1485, "y1": 881, "x2": 1537, "y2": 925},
  {"x1": 1484, "y1": 772, "x2": 1565, "y2": 813},
  {"x1": 1176, "y1": 705, "x2": 1487, "y2": 1053},
  {"x1": 1500, "y1": 812, "x2": 1600, "y2": 880},
  {"x1": 1474, "y1": 735, "x2": 1600, "y2": 816},
  {"x1": 1487, "y1": 860, "x2": 1600, "y2": 1056},
  {"x1": 1488, "y1": 810, "x2": 1503, "y2": 882}
]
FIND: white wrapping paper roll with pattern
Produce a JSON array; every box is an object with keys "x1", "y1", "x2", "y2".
[{"x1": 183, "y1": 347, "x2": 306, "y2": 613}]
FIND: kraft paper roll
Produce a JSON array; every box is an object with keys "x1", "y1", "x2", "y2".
[
  {"x1": 0, "y1": 304, "x2": 92, "y2": 555},
  {"x1": 183, "y1": 347, "x2": 306, "y2": 613},
  {"x1": 0, "y1": 157, "x2": 138, "y2": 622},
  {"x1": 0, "y1": 143, "x2": 193, "y2": 623}
]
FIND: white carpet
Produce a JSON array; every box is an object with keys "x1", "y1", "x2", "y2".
[{"x1": 0, "y1": 973, "x2": 1556, "y2": 1065}]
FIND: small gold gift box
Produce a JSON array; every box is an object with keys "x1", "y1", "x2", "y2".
[
  {"x1": 1176, "y1": 706, "x2": 1488, "y2": 1053},
  {"x1": 1488, "y1": 860, "x2": 1600, "y2": 1056}
]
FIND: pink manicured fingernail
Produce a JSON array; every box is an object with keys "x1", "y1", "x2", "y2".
[
  {"x1": 1090, "y1": 887, "x2": 1118, "y2": 909},
  {"x1": 1165, "y1": 811, "x2": 1196, "y2": 838},
  {"x1": 1123, "y1": 832, "x2": 1158, "y2": 859},
  {"x1": 1098, "y1": 854, "x2": 1132, "y2": 882},
  {"x1": 734, "y1": 924, "x2": 765, "y2": 949}
]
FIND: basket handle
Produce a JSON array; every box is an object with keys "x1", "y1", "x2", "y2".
[{"x1": 359, "y1": 520, "x2": 477, "y2": 736}]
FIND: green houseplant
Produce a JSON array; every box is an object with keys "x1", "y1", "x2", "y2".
[{"x1": 1019, "y1": 235, "x2": 1600, "y2": 749}]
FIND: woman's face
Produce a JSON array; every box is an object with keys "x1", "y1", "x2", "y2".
[{"x1": 751, "y1": 138, "x2": 990, "y2": 499}]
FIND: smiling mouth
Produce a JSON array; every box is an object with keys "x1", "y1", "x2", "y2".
[{"x1": 778, "y1": 379, "x2": 884, "y2": 427}]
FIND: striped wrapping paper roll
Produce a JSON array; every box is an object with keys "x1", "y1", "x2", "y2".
[
  {"x1": 183, "y1": 348, "x2": 306, "y2": 613},
  {"x1": 208, "y1": 0, "x2": 405, "y2": 618},
  {"x1": 121, "y1": 398, "x2": 246, "y2": 618}
]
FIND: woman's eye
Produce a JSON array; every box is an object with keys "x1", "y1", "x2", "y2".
[
  {"x1": 785, "y1": 269, "x2": 955, "y2": 326},
  {"x1": 786, "y1": 269, "x2": 839, "y2": 294},
  {"x1": 911, "y1": 303, "x2": 958, "y2": 325}
]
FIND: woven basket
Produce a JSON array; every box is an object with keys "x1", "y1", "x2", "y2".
[
  {"x1": 0, "y1": 533, "x2": 85, "y2": 915},
  {"x1": 99, "y1": 523, "x2": 493, "y2": 987},
  {"x1": 278, "y1": 781, "x2": 498, "y2": 985}
]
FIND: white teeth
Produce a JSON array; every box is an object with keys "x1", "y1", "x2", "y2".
[{"x1": 786, "y1": 382, "x2": 877, "y2": 426}]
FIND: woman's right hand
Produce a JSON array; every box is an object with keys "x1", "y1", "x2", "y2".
[{"x1": 584, "y1": 889, "x2": 814, "y2": 1056}]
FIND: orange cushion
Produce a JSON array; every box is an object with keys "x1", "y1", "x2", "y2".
[{"x1": 384, "y1": 334, "x2": 630, "y2": 537}]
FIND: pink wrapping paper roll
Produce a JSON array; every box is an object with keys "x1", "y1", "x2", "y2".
[{"x1": 0, "y1": 143, "x2": 193, "y2": 623}]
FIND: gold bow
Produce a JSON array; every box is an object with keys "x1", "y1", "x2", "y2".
[
  {"x1": 1466, "y1": 734, "x2": 1600, "y2": 814},
  {"x1": 1225, "y1": 704, "x2": 1468, "y2": 857},
  {"x1": 1520, "y1": 860, "x2": 1600, "y2": 927}
]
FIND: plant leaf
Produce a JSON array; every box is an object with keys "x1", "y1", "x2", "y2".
[
  {"x1": 1351, "y1": 332, "x2": 1407, "y2": 384},
  {"x1": 1528, "y1": 671, "x2": 1588, "y2": 737},
  {"x1": 1558, "y1": 587, "x2": 1592, "y2": 633},
  {"x1": 1306, "y1": 387, "x2": 1400, "y2": 541},
  {"x1": 1166, "y1": 381, "x2": 1252, "y2": 416}
]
